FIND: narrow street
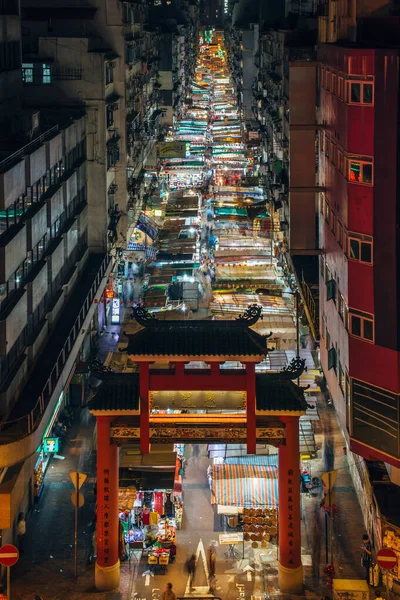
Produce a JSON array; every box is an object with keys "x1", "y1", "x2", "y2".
[{"x1": 10, "y1": 28, "x2": 369, "y2": 600}]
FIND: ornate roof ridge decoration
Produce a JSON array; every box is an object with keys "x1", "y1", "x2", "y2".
[
  {"x1": 132, "y1": 304, "x2": 157, "y2": 327},
  {"x1": 280, "y1": 357, "x2": 307, "y2": 381},
  {"x1": 236, "y1": 303, "x2": 263, "y2": 327}
]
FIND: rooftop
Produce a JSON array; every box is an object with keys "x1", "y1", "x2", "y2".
[{"x1": 89, "y1": 372, "x2": 308, "y2": 413}]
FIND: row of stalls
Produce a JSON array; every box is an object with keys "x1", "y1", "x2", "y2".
[{"x1": 115, "y1": 444, "x2": 185, "y2": 569}]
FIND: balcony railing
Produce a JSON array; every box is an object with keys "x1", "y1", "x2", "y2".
[
  {"x1": 0, "y1": 253, "x2": 111, "y2": 438},
  {"x1": 0, "y1": 125, "x2": 59, "y2": 172}
]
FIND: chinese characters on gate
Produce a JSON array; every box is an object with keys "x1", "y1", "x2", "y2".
[{"x1": 287, "y1": 469, "x2": 295, "y2": 566}]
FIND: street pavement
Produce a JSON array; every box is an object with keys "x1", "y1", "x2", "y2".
[{"x1": 10, "y1": 360, "x2": 371, "y2": 599}]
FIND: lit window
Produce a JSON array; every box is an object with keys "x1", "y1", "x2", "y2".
[
  {"x1": 42, "y1": 64, "x2": 51, "y2": 84},
  {"x1": 22, "y1": 63, "x2": 34, "y2": 83},
  {"x1": 339, "y1": 362, "x2": 345, "y2": 392},
  {"x1": 349, "y1": 309, "x2": 374, "y2": 342},
  {"x1": 338, "y1": 292, "x2": 346, "y2": 322},
  {"x1": 348, "y1": 236, "x2": 372, "y2": 264},
  {"x1": 349, "y1": 160, "x2": 373, "y2": 185}
]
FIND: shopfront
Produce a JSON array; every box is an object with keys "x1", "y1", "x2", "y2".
[{"x1": 33, "y1": 389, "x2": 67, "y2": 500}]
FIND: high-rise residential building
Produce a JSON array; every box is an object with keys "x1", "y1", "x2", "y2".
[
  {"x1": 0, "y1": 0, "x2": 178, "y2": 544},
  {"x1": 317, "y1": 0, "x2": 400, "y2": 490},
  {"x1": 250, "y1": 10, "x2": 320, "y2": 339}
]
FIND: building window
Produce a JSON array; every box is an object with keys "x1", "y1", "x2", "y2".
[
  {"x1": 326, "y1": 328, "x2": 331, "y2": 351},
  {"x1": 328, "y1": 347, "x2": 337, "y2": 372},
  {"x1": 331, "y1": 73, "x2": 336, "y2": 95},
  {"x1": 42, "y1": 63, "x2": 51, "y2": 84},
  {"x1": 325, "y1": 197, "x2": 330, "y2": 224},
  {"x1": 347, "y1": 80, "x2": 374, "y2": 105},
  {"x1": 348, "y1": 160, "x2": 373, "y2": 185},
  {"x1": 337, "y1": 220, "x2": 343, "y2": 247},
  {"x1": 22, "y1": 62, "x2": 34, "y2": 83},
  {"x1": 338, "y1": 77, "x2": 344, "y2": 99},
  {"x1": 106, "y1": 106, "x2": 114, "y2": 129},
  {"x1": 348, "y1": 235, "x2": 373, "y2": 264},
  {"x1": 349, "y1": 309, "x2": 374, "y2": 342},
  {"x1": 339, "y1": 362, "x2": 345, "y2": 392},
  {"x1": 338, "y1": 292, "x2": 346, "y2": 322},
  {"x1": 327, "y1": 278, "x2": 336, "y2": 302},
  {"x1": 320, "y1": 131, "x2": 325, "y2": 154},
  {"x1": 106, "y1": 61, "x2": 114, "y2": 85}
]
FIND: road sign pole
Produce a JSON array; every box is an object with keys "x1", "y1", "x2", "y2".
[
  {"x1": 74, "y1": 472, "x2": 79, "y2": 578},
  {"x1": 6, "y1": 566, "x2": 10, "y2": 600}
]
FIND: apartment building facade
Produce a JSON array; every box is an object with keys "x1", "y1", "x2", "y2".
[
  {"x1": 318, "y1": 42, "x2": 400, "y2": 472},
  {"x1": 0, "y1": 110, "x2": 112, "y2": 539}
]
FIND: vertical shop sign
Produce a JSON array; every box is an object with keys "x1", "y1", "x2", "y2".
[
  {"x1": 287, "y1": 469, "x2": 295, "y2": 566},
  {"x1": 111, "y1": 298, "x2": 120, "y2": 324}
]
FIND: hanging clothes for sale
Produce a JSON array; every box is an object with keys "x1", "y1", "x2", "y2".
[
  {"x1": 142, "y1": 508, "x2": 150, "y2": 526},
  {"x1": 149, "y1": 511, "x2": 159, "y2": 525},
  {"x1": 164, "y1": 493, "x2": 175, "y2": 517},
  {"x1": 153, "y1": 491, "x2": 164, "y2": 515}
]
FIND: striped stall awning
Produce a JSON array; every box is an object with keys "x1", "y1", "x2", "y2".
[{"x1": 210, "y1": 464, "x2": 279, "y2": 508}]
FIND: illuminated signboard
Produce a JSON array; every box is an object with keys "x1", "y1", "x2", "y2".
[
  {"x1": 111, "y1": 298, "x2": 120, "y2": 324},
  {"x1": 224, "y1": 0, "x2": 228, "y2": 13},
  {"x1": 43, "y1": 437, "x2": 59, "y2": 453}
]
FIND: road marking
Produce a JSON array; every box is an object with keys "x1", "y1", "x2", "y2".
[
  {"x1": 145, "y1": 574, "x2": 150, "y2": 586},
  {"x1": 185, "y1": 539, "x2": 210, "y2": 595}
]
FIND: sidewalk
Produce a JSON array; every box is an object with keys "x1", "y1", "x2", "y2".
[{"x1": 11, "y1": 324, "x2": 123, "y2": 600}]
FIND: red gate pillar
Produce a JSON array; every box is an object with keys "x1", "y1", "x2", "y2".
[
  {"x1": 140, "y1": 362, "x2": 150, "y2": 454},
  {"x1": 245, "y1": 363, "x2": 256, "y2": 454},
  {"x1": 95, "y1": 416, "x2": 120, "y2": 591},
  {"x1": 278, "y1": 415, "x2": 303, "y2": 594}
]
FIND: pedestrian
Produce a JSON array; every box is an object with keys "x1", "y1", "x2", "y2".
[
  {"x1": 361, "y1": 534, "x2": 372, "y2": 581},
  {"x1": 185, "y1": 553, "x2": 197, "y2": 591},
  {"x1": 17, "y1": 512, "x2": 26, "y2": 553},
  {"x1": 162, "y1": 582, "x2": 176, "y2": 600},
  {"x1": 207, "y1": 545, "x2": 216, "y2": 593}
]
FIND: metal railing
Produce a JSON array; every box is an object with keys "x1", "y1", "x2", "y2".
[{"x1": 0, "y1": 125, "x2": 59, "y2": 172}]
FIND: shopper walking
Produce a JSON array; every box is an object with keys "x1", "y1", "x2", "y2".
[
  {"x1": 185, "y1": 553, "x2": 197, "y2": 591},
  {"x1": 207, "y1": 545, "x2": 216, "y2": 593},
  {"x1": 17, "y1": 512, "x2": 26, "y2": 553},
  {"x1": 161, "y1": 583, "x2": 176, "y2": 600},
  {"x1": 361, "y1": 534, "x2": 372, "y2": 581}
]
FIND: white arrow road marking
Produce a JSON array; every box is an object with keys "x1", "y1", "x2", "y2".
[
  {"x1": 185, "y1": 538, "x2": 210, "y2": 595},
  {"x1": 145, "y1": 574, "x2": 150, "y2": 586},
  {"x1": 246, "y1": 571, "x2": 251, "y2": 581}
]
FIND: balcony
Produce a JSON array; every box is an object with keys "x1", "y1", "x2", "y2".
[{"x1": 0, "y1": 253, "x2": 112, "y2": 467}]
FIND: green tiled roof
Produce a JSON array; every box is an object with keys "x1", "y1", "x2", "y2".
[
  {"x1": 124, "y1": 320, "x2": 268, "y2": 358},
  {"x1": 256, "y1": 373, "x2": 308, "y2": 413},
  {"x1": 89, "y1": 373, "x2": 139, "y2": 411}
]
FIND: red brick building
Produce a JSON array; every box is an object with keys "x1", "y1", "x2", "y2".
[{"x1": 318, "y1": 42, "x2": 400, "y2": 470}]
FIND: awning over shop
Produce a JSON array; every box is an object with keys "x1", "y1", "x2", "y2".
[
  {"x1": 210, "y1": 464, "x2": 278, "y2": 508},
  {"x1": 119, "y1": 468, "x2": 175, "y2": 491}
]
